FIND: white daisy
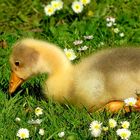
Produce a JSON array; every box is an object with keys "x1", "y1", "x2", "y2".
[
  {"x1": 72, "y1": 1, "x2": 83, "y2": 14},
  {"x1": 78, "y1": 46, "x2": 88, "y2": 51},
  {"x1": 17, "y1": 128, "x2": 29, "y2": 139},
  {"x1": 28, "y1": 119, "x2": 42, "y2": 125},
  {"x1": 106, "y1": 16, "x2": 116, "y2": 27},
  {"x1": 89, "y1": 121, "x2": 102, "y2": 131},
  {"x1": 73, "y1": 40, "x2": 83, "y2": 45},
  {"x1": 35, "y1": 107, "x2": 43, "y2": 116},
  {"x1": 102, "y1": 126, "x2": 109, "y2": 132},
  {"x1": 64, "y1": 48, "x2": 77, "y2": 61},
  {"x1": 82, "y1": 46, "x2": 88, "y2": 50},
  {"x1": 113, "y1": 28, "x2": 120, "y2": 33},
  {"x1": 15, "y1": 117, "x2": 21, "y2": 122},
  {"x1": 89, "y1": 120, "x2": 102, "y2": 137},
  {"x1": 119, "y1": 32, "x2": 125, "y2": 37},
  {"x1": 80, "y1": 0, "x2": 91, "y2": 6},
  {"x1": 58, "y1": 131, "x2": 65, "y2": 138},
  {"x1": 44, "y1": 4, "x2": 55, "y2": 16},
  {"x1": 121, "y1": 121, "x2": 130, "y2": 129},
  {"x1": 109, "y1": 119, "x2": 117, "y2": 128},
  {"x1": 116, "y1": 128, "x2": 131, "y2": 140},
  {"x1": 106, "y1": 22, "x2": 113, "y2": 27},
  {"x1": 106, "y1": 17, "x2": 116, "y2": 23},
  {"x1": 51, "y1": 0, "x2": 63, "y2": 11},
  {"x1": 39, "y1": 129, "x2": 45, "y2": 136},
  {"x1": 83, "y1": 35, "x2": 93, "y2": 40},
  {"x1": 106, "y1": 17, "x2": 111, "y2": 22},
  {"x1": 124, "y1": 97, "x2": 137, "y2": 107},
  {"x1": 91, "y1": 129, "x2": 101, "y2": 137},
  {"x1": 110, "y1": 17, "x2": 115, "y2": 23}
]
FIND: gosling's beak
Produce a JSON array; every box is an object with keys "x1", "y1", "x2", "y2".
[{"x1": 9, "y1": 72, "x2": 24, "y2": 94}]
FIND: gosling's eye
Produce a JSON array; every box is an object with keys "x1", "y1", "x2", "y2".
[{"x1": 15, "y1": 61, "x2": 20, "y2": 66}]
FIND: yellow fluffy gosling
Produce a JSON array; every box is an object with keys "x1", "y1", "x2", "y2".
[{"x1": 9, "y1": 38, "x2": 140, "y2": 112}]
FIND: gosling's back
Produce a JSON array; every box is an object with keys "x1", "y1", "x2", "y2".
[{"x1": 74, "y1": 47, "x2": 140, "y2": 110}]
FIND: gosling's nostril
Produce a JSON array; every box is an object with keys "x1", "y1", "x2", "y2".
[
  {"x1": 9, "y1": 83, "x2": 13, "y2": 89},
  {"x1": 10, "y1": 82, "x2": 13, "y2": 86}
]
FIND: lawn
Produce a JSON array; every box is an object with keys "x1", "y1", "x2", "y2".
[{"x1": 0, "y1": 0, "x2": 140, "y2": 139}]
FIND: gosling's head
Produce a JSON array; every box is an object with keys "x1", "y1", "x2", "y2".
[{"x1": 9, "y1": 39, "x2": 41, "y2": 94}]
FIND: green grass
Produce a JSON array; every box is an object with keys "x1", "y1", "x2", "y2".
[{"x1": 0, "y1": 0, "x2": 140, "y2": 139}]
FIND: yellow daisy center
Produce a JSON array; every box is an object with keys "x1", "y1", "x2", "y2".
[
  {"x1": 82, "y1": 0, "x2": 87, "y2": 4},
  {"x1": 95, "y1": 125, "x2": 100, "y2": 129},
  {"x1": 48, "y1": 8, "x2": 53, "y2": 13},
  {"x1": 20, "y1": 133, "x2": 26, "y2": 138},
  {"x1": 75, "y1": 5, "x2": 80, "y2": 10},
  {"x1": 66, "y1": 53, "x2": 72, "y2": 58},
  {"x1": 129, "y1": 102, "x2": 133, "y2": 106},
  {"x1": 121, "y1": 132, "x2": 127, "y2": 138},
  {"x1": 110, "y1": 122, "x2": 115, "y2": 127}
]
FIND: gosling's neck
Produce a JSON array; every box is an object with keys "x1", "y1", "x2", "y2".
[
  {"x1": 39, "y1": 44, "x2": 74, "y2": 103},
  {"x1": 29, "y1": 40, "x2": 74, "y2": 102}
]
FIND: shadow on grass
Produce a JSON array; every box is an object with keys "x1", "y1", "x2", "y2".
[{"x1": 0, "y1": 78, "x2": 46, "y2": 101}]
